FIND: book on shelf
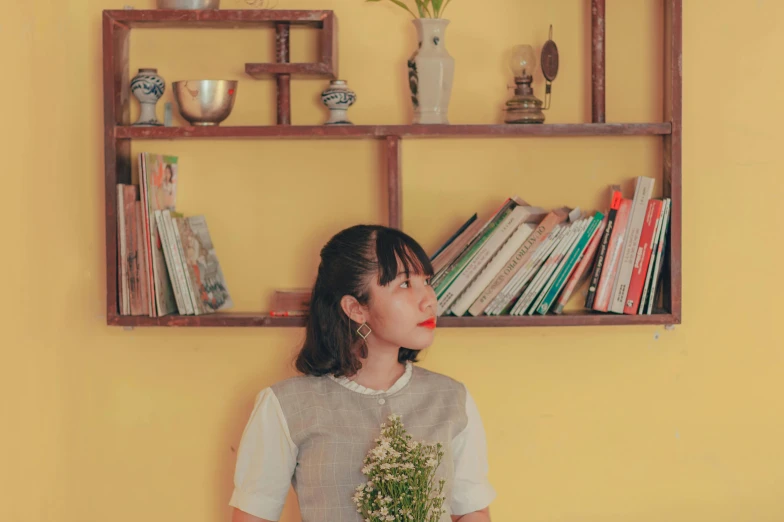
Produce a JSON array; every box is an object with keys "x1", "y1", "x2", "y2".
[
  {"x1": 115, "y1": 152, "x2": 232, "y2": 317},
  {"x1": 592, "y1": 197, "x2": 632, "y2": 312},
  {"x1": 643, "y1": 198, "x2": 671, "y2": 315},
  {"x1": 270, "y1": 289, "x2": 312, "y2": 316},
  {"x1": 623, "y1": 198, "x2": 663, "y2": 314},
  {"x1": 427, "y1": 181, "x2": 671, "y2": 318},
  {"x1": 116, "y1": 178, "x2": 671, "y2": 320},
  {"x1": 609, "y1": 176, "x2": 655, "y2": 313},
  {"x1": 552, "y1": 214, "x2": 607, "y2": 315},
  {"x1": 466, "y1": 207, "x2": 568, "y2": 317},
  {"x1": 585, "y1": 185, "x2": 621, "y2": 308},
  {"x1": 437, "y1": 201, "x2": 547, "y2": 316}
]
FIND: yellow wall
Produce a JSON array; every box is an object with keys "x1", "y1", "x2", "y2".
[{"x1": 3, "y1": 0, "x2": 783, "y2": 521}]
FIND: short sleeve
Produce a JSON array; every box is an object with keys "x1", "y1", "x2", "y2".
[
  {"x1": 229, "y1": 387, "x2": 298, "y2": 521},
  {"x1": 450, "y1": 386, "x2": 497, "y2": 516}
]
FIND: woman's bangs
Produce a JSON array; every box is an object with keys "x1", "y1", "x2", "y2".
[{"x1": 375, "y1": 231, "x2": 434, "y2": 286}]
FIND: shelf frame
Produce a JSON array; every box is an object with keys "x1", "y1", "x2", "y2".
[
  {"x1": 103, "y1": 9, "x2": 336, "y2": 28},
  {"x1": 108, "y1": 311, "x2": 678, "y2": 328},
  {"x1": 114, "y1": 123, "x2": 672, "y2": 140},
  {"x1": 102, "y1": 2, "x2": 682, "y2": 328}
]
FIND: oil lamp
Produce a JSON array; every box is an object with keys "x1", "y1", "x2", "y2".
[{"x1": 504, "y1": 27, "x2": 559, "y2": 124}]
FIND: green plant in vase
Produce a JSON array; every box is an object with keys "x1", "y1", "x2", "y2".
[{"x1": 366, "y1": 0, "x2": 454, "y2": 18}]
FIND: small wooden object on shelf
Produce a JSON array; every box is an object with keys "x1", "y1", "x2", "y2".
[{"x1": 102, "y1": 3, "x2": 682, "y2": 328}]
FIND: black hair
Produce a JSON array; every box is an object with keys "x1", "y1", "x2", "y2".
[{"x1": 295, "y1": 224, "x2": 435, "y2": 378}]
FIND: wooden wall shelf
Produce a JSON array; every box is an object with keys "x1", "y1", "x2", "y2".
[
  {"x1": 115, "y1": 123, "x2": 672, "y2": 140},
  {"x1": 104, "y1": 9, "x2": 335, "y2": 28},
  {"x1": 102, "y1": 2, "x2": 682, "y2": 329},
  {"x1": 110, "y1": 311, "x2": 676, "y2": 329}
]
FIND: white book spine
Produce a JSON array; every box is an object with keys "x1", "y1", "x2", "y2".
[
  {"x1": 163, "y1": 211, "x2": 195, "y2": 316},
  {"x1": 168, "y1": 214, "x2": 202, "y2": 316},
  {"x1": 488, "y1": 226, "x2": 565, "y2": 315},
  {"x1": 449, "y1": 223, "x2": 535, "y2": 317},
  {"x1": 609, "y1": 177, "x2": 655, "y2": 313},
  {"x1": 437, "y1": 206, "x2": 533, "y2": 315},
  {"x1": 518, "y1": 219, "x2": 587, "y2": 315},
  {"x1": 512, "y1": 220, "x2": 584, "y2": 315},
  {"x1": 528, "y1": 218, "x2": 591, "y2": 315},
  {"x1": 155, "y1": 210, "x2": 187, "y2": 315}
]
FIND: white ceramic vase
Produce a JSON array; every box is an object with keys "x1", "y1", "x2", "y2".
[
  {"x1": 131, "y1": 68, "x2": 165, "y2": 126},
  {"x1": 321, "y1": 80, "x2": 356, "y2": 125},
  {"x1": 407, "y1": 19, "x2": 454, "y2": 125}
]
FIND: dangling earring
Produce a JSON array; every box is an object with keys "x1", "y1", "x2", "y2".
[{"x1": 356, "y1": 322, "x2": 372, "y2": 340}]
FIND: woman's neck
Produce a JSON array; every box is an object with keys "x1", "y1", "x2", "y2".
[{"x1": 352, "y1": 348, "x2": 406, "y2": 392}]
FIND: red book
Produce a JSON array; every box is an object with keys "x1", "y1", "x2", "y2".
[{"x1": 623, "y1": 199, "x2": 663, "y2": 314}]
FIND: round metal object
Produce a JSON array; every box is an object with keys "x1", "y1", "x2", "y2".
[
  {"x1": 541, "y1": 39, "x2": 559, "y2": 82},
  {"x1": 157, "y1": 0, "x2": 220, "y2": 9},
  {"x1": 172, "y1": 80, "x2": 238, "y2": 126}
]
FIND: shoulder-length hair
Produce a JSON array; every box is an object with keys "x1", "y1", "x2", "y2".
[{"x1": 295, "y1": 224, "x2": 434, "y2": 378}]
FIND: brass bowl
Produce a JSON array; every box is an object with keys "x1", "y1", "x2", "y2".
[
  {"x1": 172, "y1": 80, "x2": 238, "y2": 126},
  {"x1": 157, "y1": 0, "x2": 220, "y2": 8}
]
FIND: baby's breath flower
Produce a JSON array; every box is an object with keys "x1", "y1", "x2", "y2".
[{"x1": 353, "y1": 414, "x2": 446, "y2": 522}]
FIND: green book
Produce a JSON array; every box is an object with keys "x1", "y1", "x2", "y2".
[
  {"x1": 535, "y1": 211, "x2": 605, "y2": 315},
  {"x1": 434, "y1": 200, "x2": 517, "y2": 298}
]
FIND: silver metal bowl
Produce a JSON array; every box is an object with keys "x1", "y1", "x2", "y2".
[
  {"x1": 172, "y1": 80, "x2": 238, "y2": 126},
  {"x1": 157, "y1": 0, "x2": 220, "y2": 9}
]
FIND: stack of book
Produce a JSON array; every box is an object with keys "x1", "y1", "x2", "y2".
[
  {"x1": 431, "y1": 176, "x2": 671, "y2": 316},
  {"x1": 116, "y1": 152, "x2": 232, "y2": 317}
]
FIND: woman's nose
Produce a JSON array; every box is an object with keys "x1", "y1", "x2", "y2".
[{"x1": 421, "y1": 286, "x2": 437, "y2": 314}]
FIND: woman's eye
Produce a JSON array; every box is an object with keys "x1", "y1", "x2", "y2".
[
  {"x1": 425, "y1": 277, "x2": 432, "y2": 286},
  {"x1": 400, "y1": 280, "x2": 410, "y2": 288}
]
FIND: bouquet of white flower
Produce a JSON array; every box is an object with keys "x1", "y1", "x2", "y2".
[{"x1": 353, "y1": 414, "x2": 446, "y2": 522}]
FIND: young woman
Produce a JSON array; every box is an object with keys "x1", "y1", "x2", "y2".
[{"x1": 229, "y1": 225, "x2": 495, "y2": 522}]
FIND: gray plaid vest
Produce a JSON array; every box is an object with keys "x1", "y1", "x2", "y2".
[{"x1": 272, "y1": 365, "x2": 467, "y2": 522}]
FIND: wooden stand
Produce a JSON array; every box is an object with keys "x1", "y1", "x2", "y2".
[{"x1": 102, "y1": 4, "x2": 682, "y2": 328}]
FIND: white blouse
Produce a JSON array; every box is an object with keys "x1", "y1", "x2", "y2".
[{"x1": 230, "y1": 362, "x2": 496, "y2": 520}]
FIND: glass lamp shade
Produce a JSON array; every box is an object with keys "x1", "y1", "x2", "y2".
[{"x1": 510, "y1": 44, "x2": 536, "y2": 79}]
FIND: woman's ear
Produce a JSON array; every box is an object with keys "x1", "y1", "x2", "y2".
[{"x1": 340, "y1": 294, "x2": 366, "y2": 324}]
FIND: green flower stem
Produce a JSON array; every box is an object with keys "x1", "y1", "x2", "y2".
[{"x1": 366, "y1": 0, "x2": 453, "y2": 19}]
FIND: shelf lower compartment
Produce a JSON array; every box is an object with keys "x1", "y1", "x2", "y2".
[
  {"x1": 114, "y1": 123, "x2": 672, "y2": 140},
  {"x1": 109, "y1": 311, "x2": 677, "y2": 328}
]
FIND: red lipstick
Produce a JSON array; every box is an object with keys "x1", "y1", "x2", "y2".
[{"x1": 418, "y1": 317, "x2": 437, "y2": 329}]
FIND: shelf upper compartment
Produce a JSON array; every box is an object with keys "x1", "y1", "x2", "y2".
[
  {"x1": 109, "y1": 311, "x2": 677, "y2": 328},
  {"x1": 115, "y1": 123, "x2": 672, "y2": 139},
  {"x1": 103, "y1": 9, "x2": 333, "y2": 28}
]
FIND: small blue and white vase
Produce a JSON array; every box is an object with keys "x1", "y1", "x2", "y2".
[
  {"x1": 321, "y1": 80, "x2": 356, "y2": 125},
  {"x1": 131, "y1": 68, "x2": 165, "y2": 126}
]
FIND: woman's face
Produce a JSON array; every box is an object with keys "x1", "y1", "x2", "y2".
[{"x1": 362, "y1": 270, "x2": 438, "y2": 354}]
